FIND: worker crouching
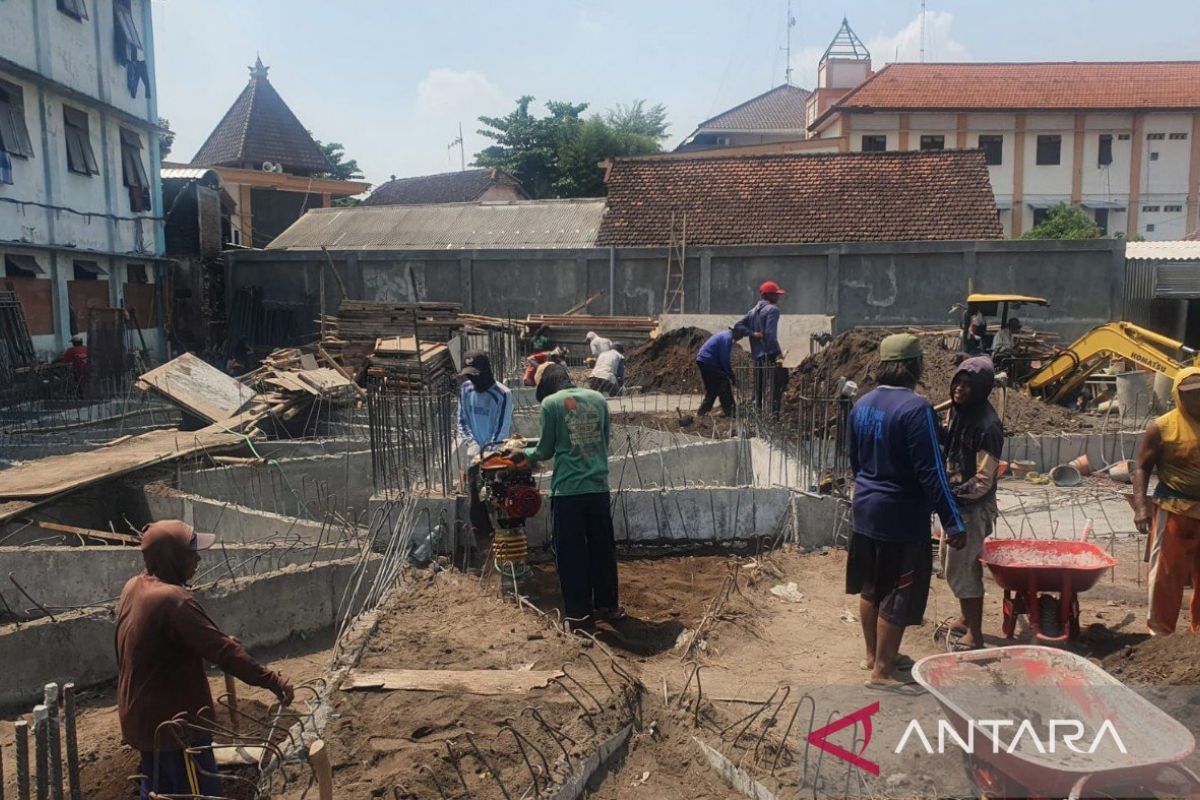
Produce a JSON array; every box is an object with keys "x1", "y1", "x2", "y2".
[{"x1": 116, "y1": 520, "x2": 294, "y2": 799}]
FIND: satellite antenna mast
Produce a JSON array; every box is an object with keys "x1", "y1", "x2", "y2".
[
  {"x1": 783, "y1": 0, "x2": 797, "y2": 85},
  {"x1": 919, "y1": 0, "x2": 927, "y2": 63},
  {"x1": 447, "y1": 122, "x2": 465, "y2": 171}
]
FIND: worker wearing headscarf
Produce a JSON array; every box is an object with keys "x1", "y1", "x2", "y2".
[
  {"x1": 116, "y1": 520, "x2": 294, "y2": 799},
  {"x1": 1135, "y1": 367, "x2": 1200, "y2": 633}
]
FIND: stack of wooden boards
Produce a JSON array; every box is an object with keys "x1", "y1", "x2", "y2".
[
  {"x1": 522, "y1": 314, "x2": 657, "y2": 352},
  {"x1": 321, "y1": 301, "x2": 463, "y2": 371},
  {"x1": 368, "y1": 336, "x2": 454, "y2": 391}
]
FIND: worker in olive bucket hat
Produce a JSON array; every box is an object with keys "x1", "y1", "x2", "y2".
[{"x1": 846, "y1": 334, "x2": 966, "y2": 691}]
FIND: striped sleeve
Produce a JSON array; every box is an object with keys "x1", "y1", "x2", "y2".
[{"x1": 905, "y1": 404, "x2": 965, "y2": 535}]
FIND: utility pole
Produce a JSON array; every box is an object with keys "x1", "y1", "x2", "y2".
[
  {"x1": 447, "y1": 122, "x2": 465, "y2": 171},
  {"x1": 919, "y1": 0, "x2": 927, "y2": 63},
  {"x1": 783, "y1": 0, "x2": 797, "y2": 85}
]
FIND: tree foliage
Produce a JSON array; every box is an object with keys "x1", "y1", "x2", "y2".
[
  {"x1": 1021, "y1": 204, "x2": 1102, "y2": 240},
  {"x1": 474, "y1": 96, "x2": 669, "y2": 198},
  {"x1": 158, "y1": 117, "x2": 174, "y2": 158},
  {"x1": 313, "y1": 139, "x2": 364, "y2": 181}
]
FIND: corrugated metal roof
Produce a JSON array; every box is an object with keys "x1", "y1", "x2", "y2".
[
  {"x1": 161, "y1": 167, "x2": 217, "y2": 180},
  {"x1": 1125, "y1": 241, "x2": 1200, "y2": 262},
  {"x1": 1155, "y1": 263, "x2": 1200, "y2": 298},
  {"x1": 266, "y1": 199, "x2": 606, "y2": 250}
]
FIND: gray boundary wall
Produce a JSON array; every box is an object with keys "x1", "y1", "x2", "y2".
[{"x1": 229, "y1": 239, "x2": 1125, "y2": 340}]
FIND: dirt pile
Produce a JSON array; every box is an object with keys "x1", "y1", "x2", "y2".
[
  {"x1": 787, "y1": 328, "x2": 1090, "y2": 434},
  {"x1": 626, "y1": 327, "x2": 750, "y2": 394},
  {"x1": 1104, "y1": 633, "x2": 1200, "y2": 685}
]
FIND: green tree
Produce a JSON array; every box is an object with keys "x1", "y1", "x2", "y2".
[
  {"x1": 475, "y1": 96, "x2": 668, "y2": 198},
  {"x1": 1021, "y1": 204, "x2": 1102, "y2": 240},
  {"x1": 313, "y1": 139, "x2": 364, "y2": 181},
  {"x1": 158, "y1": 117, "x2": 174, "y2": 158}
]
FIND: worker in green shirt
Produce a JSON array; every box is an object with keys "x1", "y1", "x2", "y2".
[{"x1": 517, "y1": 362, "x2": 622, "y2": 631}]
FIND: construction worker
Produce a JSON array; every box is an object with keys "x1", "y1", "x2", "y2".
[
  {"x1": 587, "y1": 342, "x2": 625, "y2": 396},
  {"x1": 696, "y1": 326, "x2": 747, "y2": 417},
  {"x1": 1134, "y1": 368, "x2": 1200, "y2": 634},
  {"x1": 458, "y1": 351, "x2": 514, "y2": 543},
  {"x1": 516, "y1": 362, "x2": 621, "y2": 631},
  {"x1": 942, "y1": 356, "x2": 1003, "y2": 650},
  {"x1": 59, "y1": 334, "x2": 88, "y2": 395},
  {"x1": 585, "y1": 331, "x2": 613, "y2": 357},
  {"x1": 737, "y1": 281, "x2": 787, "y2": 414},
  {"x1": 522, "y1": 347, "x2": 565, "y2": 387},
  {"x1": 116, "y1": 520, "x2": 294, "y2": 799},
  {"x1": 847, "y1": 334, "x2": 965, "y2": 690}
]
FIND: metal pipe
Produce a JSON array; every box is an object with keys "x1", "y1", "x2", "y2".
[
  {"x1": 62, "y1": 684, "x2": 81, "y2": 800},
  {"x1": 42, "y1": 684, "x2": 62, "y2": 800},
  {"x1": 32, "y1": 705, "x2": 47, "y2": 800},
  {"x1": 14, "y1": 720, "x2": 29, "y2": 800}
]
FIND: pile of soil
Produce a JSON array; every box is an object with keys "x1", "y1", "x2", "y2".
[
  {"x1": 626, "y1": 328, "x2": 751, "y2": 395},
  {"x1": 1104, "y1": 633, "x2": 1200, "y2": 685},
  {"x1": 786, "y1": 328, "x2": 1090, "y2": 434},
  {"x1": 611, "y1": 410, "x2": 738, "y2": 438}
]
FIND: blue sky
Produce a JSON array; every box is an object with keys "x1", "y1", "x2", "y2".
[{"x1": 152, "y1": 1, "x2": 1200, "y2": 189}]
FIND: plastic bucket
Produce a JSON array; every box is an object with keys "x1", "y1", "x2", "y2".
[
  {"x1": 1108, "y1": 460, "x2": 1133, "y2": 483},
  {"x1": 1069, "y1": 454, "x2": 1091, "y2": 476},
  {"x1": 1049, "y1": 464, "x2": 1083, "y2": 487}
]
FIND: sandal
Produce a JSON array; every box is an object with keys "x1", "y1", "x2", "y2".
[
  {"x1": 863, "y1": 680, "x2": 925, "y2": 696},
  {"x1": 595, "y1": 606, "x2": 628, "y2": 622},
  {"x1": 859, "y1": 654, "x2": 915, "y2": 671}
]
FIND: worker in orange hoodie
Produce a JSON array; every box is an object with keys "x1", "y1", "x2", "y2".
[
  {"x1": 116, "y1": 521, "x2": 294, "y2": 799},
  {"x1": 1134, "y1": 367, "x2": 1200, "y2": 634}
]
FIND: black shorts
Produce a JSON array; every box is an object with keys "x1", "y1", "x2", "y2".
[{"x1": 845, "y1": 532, "x2": 932, "y2": 627}]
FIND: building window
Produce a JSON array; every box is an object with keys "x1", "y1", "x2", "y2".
[
  {"x1": 861, "y1": 135, "x2": 886, "y2": 152},
  {"x1": 1036, "y1": 135, "x2": 1061, "y2": 165},
  {"x1": 4, "y1": 254, "x2": 44, "y2": 278},
  {"x1": 73, "y1": 260, "x2": 104, "y2": 280},
  {"x1": 121, "y1": 129, "x2": 151, "y2": 211},
  {"x1": 1146, "y1": 223, "x2": 1156, "y2": 232},
  {"x1": 1150, "y1": 151, "x2": 1160, "y2": 161},
  {"x1": 1147, "y1": 133, "x2": 1166, "y2": 140},
  {"x1": 978, "y1": 135, "x2": 1003, "y2": 165},
  {"x1": 1165, "y1": 204, "x2": 1184, "y2": 213},
  {"x1": 919, "y1": 135, "x2": 944, "y2": 151},
  {"x1": 1098, "y1": 134, "x2": 1113, "y2": 167},
  {"x1": 1169, "y1": 132, "x2": 1189, "y2": 140},
  {"x1": 113, "y1": 0, "x2": 143, "y2": 65},
  {"x1": 1094, "y1": 208, "x2": 1109, "y2": 236},
  {"x1": 56, "y1": 0, "x2": 88, "y2": 20},
  {"x1": 63, "y1": 106, "x2": 99, "y2": 176},
  {"x1": 1142, "y1": 205, "x2": 1161, "y2": 212},
  {"x1": 1032, "y1": 208, "x2": 1051, "y2": 227},
  {"x1": 126, "y1": 263, "x2": 148, "y2": 284},
  {"x1": 0, "y1": 80, "x2": 34, "y2": 161},
  {"x1": 1117, "y1": 133, "x2": 1131, "y2": 141}
]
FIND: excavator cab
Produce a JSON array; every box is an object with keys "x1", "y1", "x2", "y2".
[{"x1": 962, "y1": 294, "x2": 1050, "y2": 354}]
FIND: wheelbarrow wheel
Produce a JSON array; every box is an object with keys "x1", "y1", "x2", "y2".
[
  {"x1": 1038, "y1": 594, "x2": 1061, "y2": 638},
  {"x1": 1002, "y1": 594, "x2": 1017, "y2": 639},
  {"x1": 962, "y1": 752, "x2": 1032, "y2": 799}
]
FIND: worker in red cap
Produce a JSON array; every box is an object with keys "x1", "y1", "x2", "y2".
[
  {"x1": 116, "y1": 520, "x2": 294, "y2": 799},
  {"x1": 737, "y1": 280, "x2": 788, "y2": 415}
]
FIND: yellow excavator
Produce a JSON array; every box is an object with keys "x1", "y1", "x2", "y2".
[{"x1": 1025, "y1": 322, "x2": 1200, "y2": 404}]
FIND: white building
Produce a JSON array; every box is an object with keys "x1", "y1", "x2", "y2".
[
  {"x1": 807, "y1": 52, "x2": 1200, "y2": 240},
  {"x1": 0, "y1": 0, "x2": 163, "y2": 357}
]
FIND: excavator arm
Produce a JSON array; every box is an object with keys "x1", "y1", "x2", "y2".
[{"x1": 1025, "y1": 322, "x2": 1199, "y2": 403}]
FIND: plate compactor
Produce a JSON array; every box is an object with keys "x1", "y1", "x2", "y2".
[{"x1": 477, "y1": 438, "x2": 542, "y2": 594}]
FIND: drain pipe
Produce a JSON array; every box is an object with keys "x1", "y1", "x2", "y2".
[{"x1": 609, "y1": 247, "x2": 616, "y2": 315}]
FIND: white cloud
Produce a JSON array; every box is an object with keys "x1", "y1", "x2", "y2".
[
  {"x1": 866, "y1": 10, "x2": 969, "y2": 65},
  {"x1": 415, "y1": 68, "x2": 506, "y2": 120}
]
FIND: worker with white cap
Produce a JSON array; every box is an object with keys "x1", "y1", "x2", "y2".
[{"x1": 116, "y1": 520, "x2": 294, "y2": 799}]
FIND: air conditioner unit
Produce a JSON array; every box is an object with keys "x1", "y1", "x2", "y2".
[{"x1": 261, "y1": 161, "x2": 280, "y2": 173}]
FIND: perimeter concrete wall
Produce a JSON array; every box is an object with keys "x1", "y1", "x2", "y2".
[
  {"x1": 0, "y1": 556, "x2": 376, "y2": 709},
  {"x1": 230, "y1": 239, "x2": 1125, "y2": 342}
]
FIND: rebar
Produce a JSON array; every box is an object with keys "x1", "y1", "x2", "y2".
[
  {"x1": 42, "y1": 685, "x2": 62, "y2": 800},
  {"x1": 14, "y1": 720, "x2": 29, "y2": 800},
  {"x1": 32, "y1": 706, "x2": 47, "y2": 800},
  {"x1": 62, "y1": 684, "x2": 81, "y2": 800}
]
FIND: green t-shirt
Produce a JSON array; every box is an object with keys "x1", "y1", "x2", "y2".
[{"x1": 524, "y1": 387, "x2": 610, "y2": 497}]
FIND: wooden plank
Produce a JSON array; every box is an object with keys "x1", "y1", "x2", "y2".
[
  {"x1": 137, "y1": 353, "x2": 259, "y2": 423},
  {"x1": 213, "y1": 745, "x2": 267, "y2": 767},
  {"x1": 35, "y1": 521, "x2": 140, "y2": 545},
  {"x1": 0, "y1": 427, "x2": 244, "y2": 499},
  {"x1": 342, "y1": 669, "x2": 563, "y2": 695}
]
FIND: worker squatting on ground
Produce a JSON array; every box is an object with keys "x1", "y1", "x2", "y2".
[
  {"x1": 457, "y1": 351, "x2": 514, "y2": 544},
  {"x1": 59, "y1": 334, "x2": 88, "y2": 394},
  {"x1": 847, "y1": 334, "x2": 966, "y2": 690},
  {"x1": 737, "y1": 281, "x2": 787, "y2": 414},
  {"x1": 116, "y1": 520, "x2": 294, "y2": 799},
  {"x1": 1134, "y1": 368, "x2": 1200, "y2": 634},
  {"x1": 941, "y1": 356, "x2": 1004, "y2": 651},
  {"x1": 513, "y1": 362, "x2": 622, "y2": 631},
  {"x1": 695, "y1": 326, "x2": 747, "y2": 417},
  {"x1": 587, "y1": 342, "x2": 625, "y2": 396},
  {"x1": 585, "y1": 331, "x2": 613, "y2": 357}
]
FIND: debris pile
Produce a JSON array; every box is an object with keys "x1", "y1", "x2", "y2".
[
  {"x1": 1104, "y1": 633, "x2": 1200, "y2": 685},
  {"x1": 626, "y1": 326, "x2": 751, "y2": 394},
  {"x1": 787, "y1": 328, "x2": 1091, "y2": 434}
]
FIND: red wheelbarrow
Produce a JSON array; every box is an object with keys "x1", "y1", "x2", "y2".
[
  {"x1": 913, "y1": 646, "x2": 1200, "y2": 799},
  {"x1": 981, "y1": 532, "x2": 1117, "y2": 642}
]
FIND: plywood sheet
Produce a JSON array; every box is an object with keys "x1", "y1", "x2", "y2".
[
  {"x1": 342, "y1": 669, "x2": 562, "y2": 695},
  {"x1": 137, "y1": 353, "x2": 258, "y2": 422},
  {"x1": 0, "y1": 427, "x2": 243, "y2": 499}
]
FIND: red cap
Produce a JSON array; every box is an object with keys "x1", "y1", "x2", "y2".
[{"x1": 759, "y1": 280, "x2": 786, "y2": 296}]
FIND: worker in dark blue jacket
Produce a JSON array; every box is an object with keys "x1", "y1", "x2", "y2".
[
  {"x1": 737, "y1": 280, "x2": 787, "y2": 414},
  {"x1": 846, "y1": 333, "x2": 965, "y2": 691},
  {"x1": 695, "y1": 326, "x2": 747, "y2": 417}
]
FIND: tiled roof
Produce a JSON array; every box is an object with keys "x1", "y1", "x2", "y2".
[
  {"x1": 190, "y1": 61, "x2": 331, "y2": 175},
  {"x1": 836, "y1": 62, "x2": 1200, "y2": 111},
  {"x1": 698, "y1": 85, "x2": 811, "y2": 131},
  {"x1": 597, "y1": 150, "x2": 1001, "y2": 247},
  {"x1": 266, "y1": 199, "x2": 605, "y2": 250},
  {"x1": 362, "y1": 168, "x2": 527, "y2": 206}
]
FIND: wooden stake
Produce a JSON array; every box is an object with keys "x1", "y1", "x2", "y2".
[
  {"x1": 223, "y1": 674, "x2": 240, "y2": 734},
  {"x1": 307, "y1": 740, "x2": 333, "y2": 800}
]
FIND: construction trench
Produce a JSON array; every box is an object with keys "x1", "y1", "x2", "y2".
[{"x1": 2, "y1": 328, "x2": 1200, "y2": 800}]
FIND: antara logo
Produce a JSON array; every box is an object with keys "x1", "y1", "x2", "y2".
[{"x1": 806, "y1": 701, "x2": 881, "y2": 776}]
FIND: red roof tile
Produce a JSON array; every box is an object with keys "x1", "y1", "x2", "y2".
[
  {"x1": 597, "y1": 150, "x2": 1001, "y2": 247},
  {"x1": 836, "y1": 62, "x2": 1200, "y2": 112}
]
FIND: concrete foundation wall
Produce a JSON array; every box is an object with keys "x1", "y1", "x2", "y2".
[
  {"x1": 1002, "y1": 431, "x2": 1144, "y2": 473},
  {"x1": 539, "y1": 439, "x2": 749, "y2": 492},
  {"x1": 0, "y1": 556, "x2": 376, "y2": 709},
  {"x1": 141, "y1": 486, "x2": 342, "y2": 544}
]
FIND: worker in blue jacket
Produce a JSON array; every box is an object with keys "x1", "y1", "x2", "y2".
[
  {"x1": 737, "y1": 280, "x2": 787, "y2": 414},
  {"x1": 846, "y1": 333, "x2": 965, "y2": 691},
  {"x1": 457, "y1": 351, "x2": 513, "y2": 541},
  {"x1": 695, "y1": 326, "x2": 747, "y2": 417}
]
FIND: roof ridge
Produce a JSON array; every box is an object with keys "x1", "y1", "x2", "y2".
[
  {"x1": 883, "y1": 60, "x2": 1200, "y2": 66},
  {"x1": 614, "y1": 147, "x2": 978, "y2": 165},
  {"x1": 380, "y1": 168, "x2": 491, "y2": 184},
  {"x1": 235, "y1": 73, "x2": 259, "y2": 164}
]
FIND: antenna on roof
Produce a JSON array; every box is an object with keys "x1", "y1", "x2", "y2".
[
  {"x1": 447, "y1": 122, "x2": 465, "y2": 172},
  {"x1": 782, "y1": 0, "x2": 797, "y2": 85},
  {"x1": 919, "y1": 0, "x2": 927, "y2": 63}
]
